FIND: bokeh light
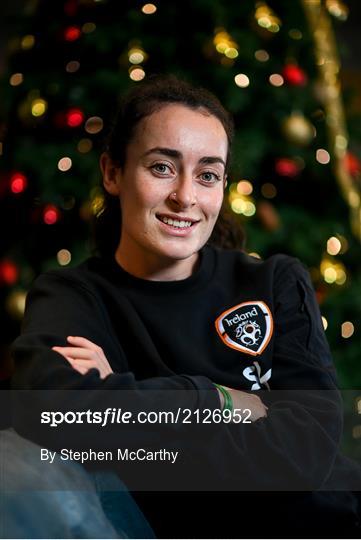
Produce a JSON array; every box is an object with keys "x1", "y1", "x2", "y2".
[
  {"x1": 341, "y1": 321, "x2": 354, "y2": 339},
  {"x1": 58, "y1": 157, "x2": 72, "y2": 171},
  {"x1": 66, "y1": 108, "x2": 84, "y2": 127},
  {"x1": 142, "y1": 3, "x2": 157, "y2": 14},
  {"x1": 327, "y1": 236, "x2": 341, "y2": 256},
  {"x1": 129, "y1": 67, "x2": 145, "y2": 81},
  {"x1": 0, "y1": 260, "x2": 19, "y2": 285},
  {"x1": 10, "y1": 172, "x2": 27, "y2": 194},
  {"x1": 77, "y1": 138, "x2": 93, "y2": 153},
  {"x1": 269, "y1": 73, "x2": 284, "y2": 87},
  {"x1": 84, "y1": 116, "x2": 104, "y2": 134},
  {"x1": 243, "y1": 201, "x2": 256, "y2": 216},
  {"x1": 322, "y1": 316, "x2": 328, "y2": 331},
  {"x1": 321, "y1": 258, "x2": 347, "y2": 285},
  {"x1": 225, "y1": 47, "x2": 238, "y2": 59},
  {"x1": 255, "y1": 49, "x2": 269, "y2": 62},
  {"x1": 57, "y1": 249, "x2": 72, "y2": 266},
  {"x1": 234, "y1": 74, "x2": 250, "y2": 88},
  {"x1": 129, "y1": 48, "x2": 145, "y2": 64},
  {"x1": 237, "y1": 180, "x2": 253, "y2": 195},
  {"x1": 66, "y1": 61, "x2": 80, "y2": 73},
  {"x1": 31, "y1": 98, "x2": 47, "y2": 117},
  {"x1": 316, "y1": 148, "x2": 331, "y2": 164},
  {"x1": 231, "y1": 198, "x2": 246, "y2": 214},
  {"x1": 289, "y1": 29, "x2": 303, "y2": 39},
  {"x1": 248, "y1": 252, "x2": 262, "y2": 259},
  {"x1": 82, "y1": 22, "x2": 96, "y2": 33},
  {"x1": 9, "y1": 73, "x2": 23, "y2": 86},
  {"x1": 43, "y1": 205, "x2": 60, "y2": 225},
  {"x1": 64, "y1": 26, "x2": 81, "y2": 41},
  {"x1": 21, "y1": 35, "x2": 35, "y2": 49}
]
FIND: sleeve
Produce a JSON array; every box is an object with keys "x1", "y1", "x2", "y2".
[
  {"x1": 267, "y1": 256, "x2": 340, "y2": 392},
  {"x1": 193, "y1": 258, "x2": 344, "y2": 491},
  {"x1": 10, "y1": 271, "x2": 220, "y2": 453}
]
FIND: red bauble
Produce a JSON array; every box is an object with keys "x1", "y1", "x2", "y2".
[
  {"x1": 0, "y1": 260, "x2": 19, "y2": 286},
  {"x1": 43, "y1": 205, "x2": 60, "y2": 225},
  {"x1": 282, "y1": 64, "x2": 307, "y2": 86},
  {"x1": 344, "y1": 151, "x2": 361, "y2": 177},
  {"x1": 64, "y1": 26, "x2": 81, "y2": 42},
  {"x1": 66, "y1": 108, "x2": 84, "y2": 128},
  {"x1": 275, "y1": 157, "x2": 301, "y2": 177},
  {"x1": 10, "y1": 172, "x2": 27, "y2": 194}
]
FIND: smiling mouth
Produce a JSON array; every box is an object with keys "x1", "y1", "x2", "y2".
[{"x1": 156, "y1": 214, "x2": 199, "y2": 229}]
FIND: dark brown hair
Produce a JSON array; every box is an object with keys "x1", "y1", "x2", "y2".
[{"x1": 90, "y1": 74, "x2": 245, "y2": 258}]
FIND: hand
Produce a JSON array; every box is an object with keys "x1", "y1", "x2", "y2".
[
  {"x1": 216, "y1": 385, "x2": 268, "y2": 422},
  {"x1": 52, "y1": 336, "x2": 113, "y2": 380}
]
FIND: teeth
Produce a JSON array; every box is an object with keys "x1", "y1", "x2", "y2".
[{"x1": 160, "y1": 216, "x2": 192, "y2": 228}]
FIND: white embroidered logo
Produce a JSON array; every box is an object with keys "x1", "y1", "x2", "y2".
[{"x1": 242, "y1": 361, "x2": 272, "y2": 390}]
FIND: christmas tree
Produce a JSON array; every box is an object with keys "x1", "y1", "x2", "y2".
[{"x1": 1, "y1": 0, "x2": 360, "y2": 457}]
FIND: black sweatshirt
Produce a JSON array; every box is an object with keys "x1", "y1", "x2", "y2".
[{"x1": 9, "y1": 245, "x2": 361, "y2": 537}]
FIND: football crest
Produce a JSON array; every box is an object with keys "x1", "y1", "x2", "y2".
[{"x1": 215, "y1": 301, "x2": 273, "y2": 356}]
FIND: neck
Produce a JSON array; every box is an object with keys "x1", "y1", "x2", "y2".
[{"x1": 114, "y1": 243, "x2": 200, "y2": 281}]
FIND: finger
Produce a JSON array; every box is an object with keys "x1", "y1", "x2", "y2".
[
  {"x1": 67, "y1": 336, "x2": 101, "y2": 351},
  {"x1": 70, "y1": 359, "x2": 97, "y2": 369},
  {"x1": 59, "y1": 355, "x2": 83, "y2": 366},
  {"x1": 52, "y1": 346, "x2": 94, "y2": 359},
  {"x1": 66, "y1": 358, "x2": 99, "y2": 373},
  {"x1": 69, "y1": 364, "x2": 91, "y2": 376},
  {"x1": 53, "y1": 351, "x2": 72, "y2": 362},
  {"x1": 53, "y1": 351, "x2": 98, "y2": 377},
  {"x1": 52, "y1": 348, "x2": 75, "y2": 363}
]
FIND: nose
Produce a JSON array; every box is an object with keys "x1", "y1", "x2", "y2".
[{"x1": 168, "y1": 172, "x2": 197, "y2": 209}]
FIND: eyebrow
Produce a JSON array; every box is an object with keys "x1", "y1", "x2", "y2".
[{"x1": 142, "y1": 147, "x2": 226, "y2": 168}]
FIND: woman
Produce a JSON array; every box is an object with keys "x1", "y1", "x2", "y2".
[{"x1": 6, "y1": 74, "x2": 361, "y2": 538}]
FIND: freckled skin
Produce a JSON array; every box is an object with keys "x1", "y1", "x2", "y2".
[{"x1": 101, "y1": 104, "x2": 228, "y2": 281}]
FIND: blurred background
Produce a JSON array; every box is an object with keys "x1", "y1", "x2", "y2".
[{"x1": 0, "y1": 0, "x2": 360, "y2": 459}]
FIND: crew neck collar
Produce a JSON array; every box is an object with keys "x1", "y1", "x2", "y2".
[{"x1": 92, "y1": 244, "x2": 215, "y2": 294}]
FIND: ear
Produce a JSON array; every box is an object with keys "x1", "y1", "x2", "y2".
[{"x1": 100, "y1": 152, "x2": 122, "y2": 196}]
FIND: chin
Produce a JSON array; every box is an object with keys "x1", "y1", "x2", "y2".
[{"x1": 155, "y1": 242, "x2": 200, "y2": 262}]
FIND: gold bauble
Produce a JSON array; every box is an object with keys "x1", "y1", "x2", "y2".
[
  {"x1": 281, "y1": 112, "x2": 315, "y2": 146},
  {"x1": 6, "y1": 289, "x2": 27, "y2": 320},
  {"x1": 325, "y1": 0, "x2": 349, "y2": 21}
]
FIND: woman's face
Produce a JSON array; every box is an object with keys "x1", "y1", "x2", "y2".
[{"x1": 102, "y1": 103, "x2": 228, "y2": 276}]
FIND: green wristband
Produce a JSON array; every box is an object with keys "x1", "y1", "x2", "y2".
[{"x1": 214, "y1": 383, "x2": 233, "y2": 413}]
